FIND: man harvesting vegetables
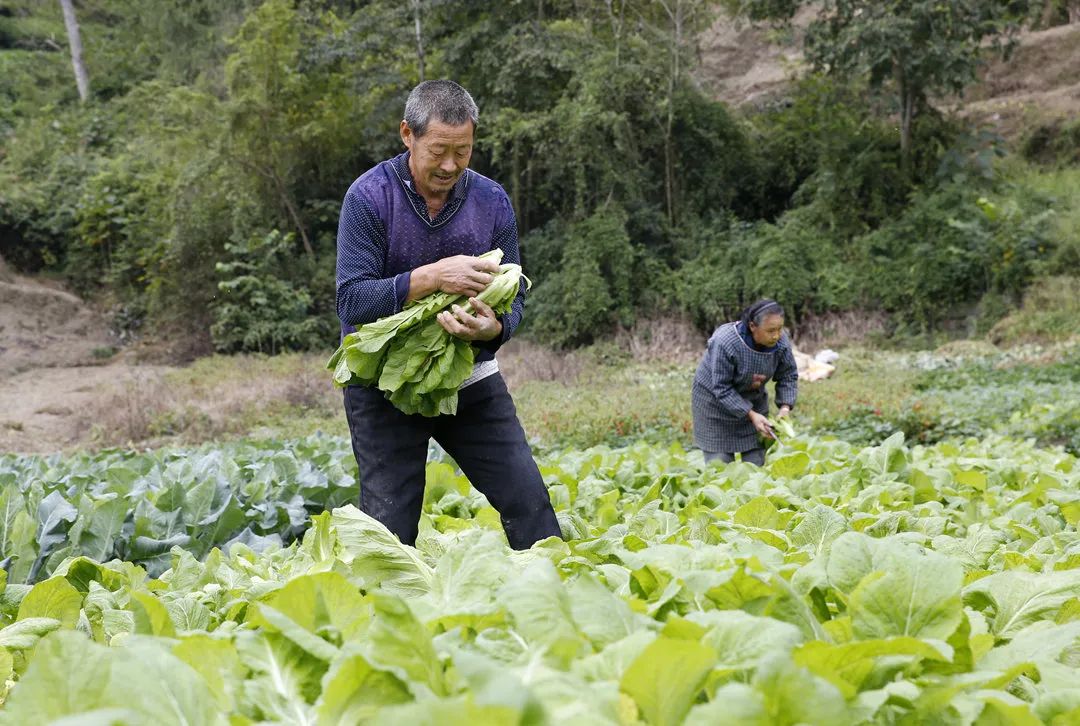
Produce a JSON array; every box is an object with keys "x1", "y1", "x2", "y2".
[
  {"x1": 333, "y1": 80, "x2": 561, "y2": 550},
  {"x1": 691, "y1": 299, "x2": 799, "y2": 466}
]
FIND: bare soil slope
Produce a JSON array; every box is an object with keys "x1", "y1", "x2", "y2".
[
  {"x1": 697, "y1": 12, "x2": 1080, "y2": 135},
  {"x1": 0, "y1": 256, "x2": 174, "y2": 453}
]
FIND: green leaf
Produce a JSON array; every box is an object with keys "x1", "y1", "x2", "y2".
[
  {"x1": 129, "y1": 590, "x2": 176, "y2": 637},
  {"x1": 298, "y1": 510, "x2": 337, "y2": 566},
  {"x1": 17, "y1": 576, "x2": 83, "y2": 627},
  {"x1": 363, "y1": 594, "x2": 447, "y2": 697},
  {"x1": 848, "y1": 546, "x2": 963, "y2": 640},
  {"x1": 620, "y1": 637, "x2": 717, "y2": 726},
  {"x1": 975, "y1": 696, "x2": 1043, "y2": 725},
  {"x1": 66, "y1": 494, "x2": 129, "y2": 563},
  {"x1": 370, "y1": 697, "x2": 521, "y2": 725},
  {"x1": 979, "y1": 621, "x2": 1080, "y2": 672},
  {"x1": 315, "y1": 646, "x2": 413, "y2": 723},
  {"x1": 769, "y1": 451, "x2": 811, "y2": 478},
  {"x1": 250, "y1": 571, "x2": 370, "y2": 651},
  {"x1": 0, "y1": 646, "x2": 11, "y2": 699},
  {"x1": 789, "y1": 505, "x2": 848, "y2": 555},
  {"x1": 1, "y1": 631, "x2": 225, "y2": 725},
  {"x1": 409, "y1": 531, "x2": 512, "y2": 631},
  {"x1": 236, "y1": 630, "x2": 326, "y2": 721},
  {"x1": 173, "y1": 635, "x2": 245, "y2": 712},
  {"x1": 0, "y1": 617, "x2": 62, "y2": 650},
  {"x1": 827, "y1": 533, "x2": 964, "y2": 640},
  {"x1": 686, "y1": 610, "x2": 803, "y2": 674},
  {"x1": 964, "y1": 570, "x2": 1080, "y2": 639},
  {"x1": 749, "y1": 655, "x2": 850, "y2": 725},
  {"x1": 793, "y1": 637, "x2": 951, "y2": 698},
  {"x1": 497, "y1": 559, "x2": 583, "y2": 662},
  {"x1": 685, "y1": 683, "x2": 768, "y2": 726},
  {"x1": 567, "y1": 574, "x2": 643, "y2": 648},
  {"x1": 734, "y1": 496, "x2": 782, "y2": 530},
  {"x1": 331, "y1": 505, "x2": 434, "y2": 597}
]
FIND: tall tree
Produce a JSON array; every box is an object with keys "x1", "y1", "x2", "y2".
[
  {"x1": 730, "y1": 0, "x2": 1029, "y2": 177},
  {"x1": 411, "y1": 0, "x2": 426, "y2": 81},
  {"x1": 638, "y1": 0, "x2": 719, "y2": 225},
  {"x1": 59, "y1": 0, "x2": 90, "y2": 102}
]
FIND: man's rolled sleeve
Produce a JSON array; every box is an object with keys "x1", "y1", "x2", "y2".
[{"x1": 335, "y1": 189, "x2": 402, "y2": 327}]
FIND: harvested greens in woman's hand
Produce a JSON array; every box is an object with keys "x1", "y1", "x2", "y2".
[{"x1": 326, "y1": 249, "x2": 528, "y2": 417}]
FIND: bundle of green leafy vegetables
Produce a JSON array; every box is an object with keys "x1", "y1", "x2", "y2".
[{"x1": 327, "y1": 249, "x2": 526, "y2": 416}]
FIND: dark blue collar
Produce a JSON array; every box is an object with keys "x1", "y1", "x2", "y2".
[
  {"x1": 392, "y1": 152, "x2": 470, "y2": 201},
  {"x1": 390, "y1": 151, "x2": 471, "y2": 228},
  {"x1": 737, "y1": 321, "x2": 778, "y2": 353}
]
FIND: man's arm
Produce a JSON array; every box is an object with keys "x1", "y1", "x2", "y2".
[
  {"x1": 472, "y1": 193, "x2": 525, "y2": 353},
  {"x1": 335, "y1": 189, "x2": 408, "y2": 327}
]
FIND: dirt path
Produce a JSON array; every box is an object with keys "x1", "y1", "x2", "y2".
[
  {"x1": 0, "y1": 262, "x2": 176, "y2": 455},
  {"x1": 0, "y1": 364, "x2": 169, "y2": 454}
]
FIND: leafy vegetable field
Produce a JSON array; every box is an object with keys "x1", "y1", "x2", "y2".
[
  {"x1": 1, "y1": 432, "x2": 1079, "y2": 724},
  {"x1": 0, "y1": 438, "x2": 357, "y2": 585}
]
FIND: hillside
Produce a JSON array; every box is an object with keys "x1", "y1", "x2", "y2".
[
  {"x1": 698, "y1": 14, "x2": 1080, "y2": 140},
  {"x1": 1, "y1": 10, "x2": 1078, "y2": 456}
]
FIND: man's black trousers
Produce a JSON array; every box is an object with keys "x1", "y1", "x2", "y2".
[{"x1": 343, "y1": 372, "x2": 561, "y2": 550}]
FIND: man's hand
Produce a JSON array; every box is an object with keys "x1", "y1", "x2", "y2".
[
  {"x1": 777, "y1": 405, "x2": 791, "y2": 418},
  {"x1": 748, "y1": 409, "x2": 774, "y2": 439},
  {"x1": 437, "y1": 297, "x2": 503, "y2": 342},
  {"x1": 433, "y1": 255, "x2": 500, "y2": 297}
]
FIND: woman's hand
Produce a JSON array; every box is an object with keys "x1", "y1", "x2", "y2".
[{"x1": 748, "y1": 410, "x2": 774, "y2": 439}]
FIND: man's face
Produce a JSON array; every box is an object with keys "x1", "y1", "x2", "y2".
[{"x1": 401, "y1": 118, "x2": 474, "y2": 198}]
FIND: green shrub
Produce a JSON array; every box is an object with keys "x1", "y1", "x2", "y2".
[
  {"x1": 527, "y1": 204, "x2": 639, "y2": 347},
  {"x1": 856, "y1": 182, "x2": 1056, "y2": 330},
  {"x1": 210, "y1": 230, "x2": 336, "y2": 354},
  {"x1": 988, "y1": 276, "x2": 1080, "y2": 345},
  {"x1": 1020, "y1": 118, "x2": 1080, "y2": 167}
]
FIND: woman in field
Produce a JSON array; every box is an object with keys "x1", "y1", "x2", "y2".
[{"x1": 691, "y1": 299, "x2": 798, "y2": 466}]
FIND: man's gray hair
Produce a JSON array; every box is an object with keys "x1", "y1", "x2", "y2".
[{"x1": 404, "y1": 80, "x2": 479, "y2": 138}]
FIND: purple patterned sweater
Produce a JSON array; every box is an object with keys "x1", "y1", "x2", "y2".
[{"x1": 334, "y1": 152, "x2": 525, "y2": 363}]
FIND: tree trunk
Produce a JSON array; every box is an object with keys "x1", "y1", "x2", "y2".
[
  {"x1": 896, "y1": 64, "x2": 914, "y2": 181},
  {"x1": 511, "y1": 143, "x2": 522, "y2": 233},
  {"x1": 656, "y1": 0, "x2": 684, "y2": 226},
  {"x1": 269, "y1": 168, "x2": 315, "y2": 260},
  {"x1": 59, "y1": 0, "x2": 90, "y2": 102},
  {"x1": 605, "y1": 0, "x2": 626, "y2": 67},
  {"x1": 412, "y1": 0, "x2": 426, "y2": 82}
]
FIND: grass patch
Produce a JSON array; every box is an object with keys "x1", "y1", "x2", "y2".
[
  {"x1": 72, "y1": 338, "x2": 1080, "y2": 456},
  {"x1": 82, "y1": 353, "x2": 344, "y2": 448},
  {"x1": 989, "y1": 276, "x2": 1080, "y2": 345},
  {"x1": 515, "y1": 363, "x2": 695, "y2": 451}
]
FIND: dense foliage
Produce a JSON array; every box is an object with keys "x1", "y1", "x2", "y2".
[
  {"x1": 0, "y1": 0, "x2": 1076, "y2": 352},
  {"x1": 1, "y1": 433, "x2": 1079, "y2": 722}
]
